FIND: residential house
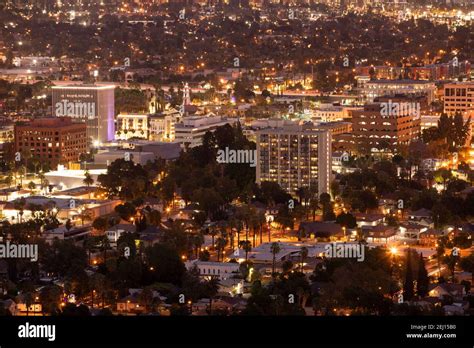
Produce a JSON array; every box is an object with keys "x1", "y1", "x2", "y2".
[
  {"x1": 409, "y1": 208, "x2": 434, "y2": 227},
  {"x1": 398, "y1": 222, "x2": 428, "y2": 241},
  {"x1": 419, "y1": 229, "x2": 444, "y2": 246},
  {"x1": 428, "y1": 283, "x2": 466, "y2": 301},
  {"x1": 116, "y1": 288, "x2": 166, "y2": 315},
  {"x1": 106, "y1": 224, "x2": 136, "y2": 246},
  {"x1": 43, "y1": 224, "x2": 92, "y2": 245},
  {"x1": 443, "y1": 302, "x2": 469, "y2": 316},
  {"x1": 363, "y1": 225, "x2": 397, "y2": 244},
  {"x1": 354, "y1": 213, "x2": 385, "y2": 228}
]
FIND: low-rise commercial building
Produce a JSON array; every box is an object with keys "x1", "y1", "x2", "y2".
[{"x1": 174, "y1": 115, "x2": 239, "y2": 148}]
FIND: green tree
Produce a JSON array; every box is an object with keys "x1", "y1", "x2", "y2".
[
  {"x1": 145, "y1": 243, "x2": 186, "y2": 285},
  {"x1": 459, "y1": 254, "x2": 474, "y2": 287},
  {"x1": 434, "y1": 168, "x2": 452, "y2": 190},
  {"x1": 146, "y1": 209, "x2": 162, "y2": 226},
  {"x1": 138, "y1": 287, "x2": 155, "y2": 312},
  {"x1": 27, "y1": 181, "x2": 36, "y2": 191},
  {"x1": 282, "y1": 260, "x2": 293, "y2": 274},
  {"x1": 39, "y1": 285, "x2": 62, "y2": 315},
  {"x1": 443, "y1": 252, "x2": 459, "y2": 282},
  {"x1": 114, "y1": 202, "x2": 137, "y2": 222},
  {"x1": 92, "y1": 217, "x2": 108, "y2": 233},
  {"x1": 336, "y1": 212, "x2": 357, "y2": 229},
  {"x1": 115, "y1": 87, "x2": 148, "y2": 114},
  {"x1": 403, "y1": 250, "x2": 414, "y2": 301},
  {"x1": 417, "y1": 254, "x2": 429, "y2": 298}
]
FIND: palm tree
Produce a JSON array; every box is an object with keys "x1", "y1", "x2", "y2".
[
  {"x1": 209, "y1": 226, "x2": 217, "y2": 249},
  {"x1": 309, "y1": 197, "x2": 319, "y2": 221},
  {"x1": 79, "y1": 209, "x2": 93, "y2": 225},
  {"x1": 236, "y1": 204, "x2": 255, "y2": 245},
  {"x1": 83, "y1": 236, "x2": 97, "y2": 265},
  {"x1": 270, "y1": 242, "x2": 281, "y2": 277},
  {"x1": 38, "y1": 172, "x2": 48, "y2": 194},
  {"x1": 228, "y1": 218, "x2": 237, "y2": 251},
  {"x1": 18, "y1": 165, "x2": 26, "y2": 187},
  {"x1": 101, "y1": 235, "x2": 110, "y2": 263},
  {"x1": 236, "y1": 220, "x2": 243, "y2": 246},
  {"x1": 14, "y1": 197, "x2": 26, "y2": 223},
  {"x1": 204, "y1": 278, "x2": 220, "y2": 316},
  {"x1": 300, "y1": 246, "x2": 308, "y2": 272},
  {"x1": 256, "y1": 211, "x2": 266, "y2": 245},
  {"x1": 83, "y1": 171, "x2": 94, "y2": 199},
  {"x1": 21, "y1": 149, "x2": 31, "y2": 174},
  {"x1": 240, "y1": 240, "x2": 252, "y2": 261},
  {"x1": 31, "y1": 158, "x2": 40, "y2": 175},
  {"x1": 251, "y1": 216, "x2": 259, "y2": 248},
  {"x1": 215, "y1": 237, "x2": 227, "y2": 262},
  {"x1": 192, "y1": 233, "x2": 204, "y2": 258}
]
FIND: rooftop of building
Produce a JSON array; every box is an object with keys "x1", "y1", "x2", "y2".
[
  {"x1": 45, "y1": 168, "x2": 106, "y2": 178},
  {"x1": 365, "y1": 79, "x2": 436, "y2": 85},
  {"x1": 51, "y1": 186, "x2": 97, "y2": 197},
  {"x1": 15, "y1": 117, "x2": 84, "y2": 128},
  {"x1": 255, "y1": 121, "x2": 332, "y2": 134},
  {"x1": 51, "y1": 84, "x2": 115, "y2": 90}
]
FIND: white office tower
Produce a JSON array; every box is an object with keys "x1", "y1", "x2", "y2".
[{"x1": 52, "y1": 85, "x2": 115, "y2": 146}]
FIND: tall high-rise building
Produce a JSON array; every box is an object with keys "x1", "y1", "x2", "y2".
[
  {"x1": 51, "y1": 85, "x2": 115, "y2": 146},
  {"x1": 256, "y1": 123, "x2": 332, "y2": 197}
]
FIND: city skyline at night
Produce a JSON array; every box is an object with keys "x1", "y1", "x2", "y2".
[{"x1": 0, "y1": 0, "x2": 473, "y2": 346}]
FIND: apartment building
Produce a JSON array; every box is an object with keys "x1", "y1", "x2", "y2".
[{"x1": 256, "y1": 123, "x2": 332, "y2": 197}]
